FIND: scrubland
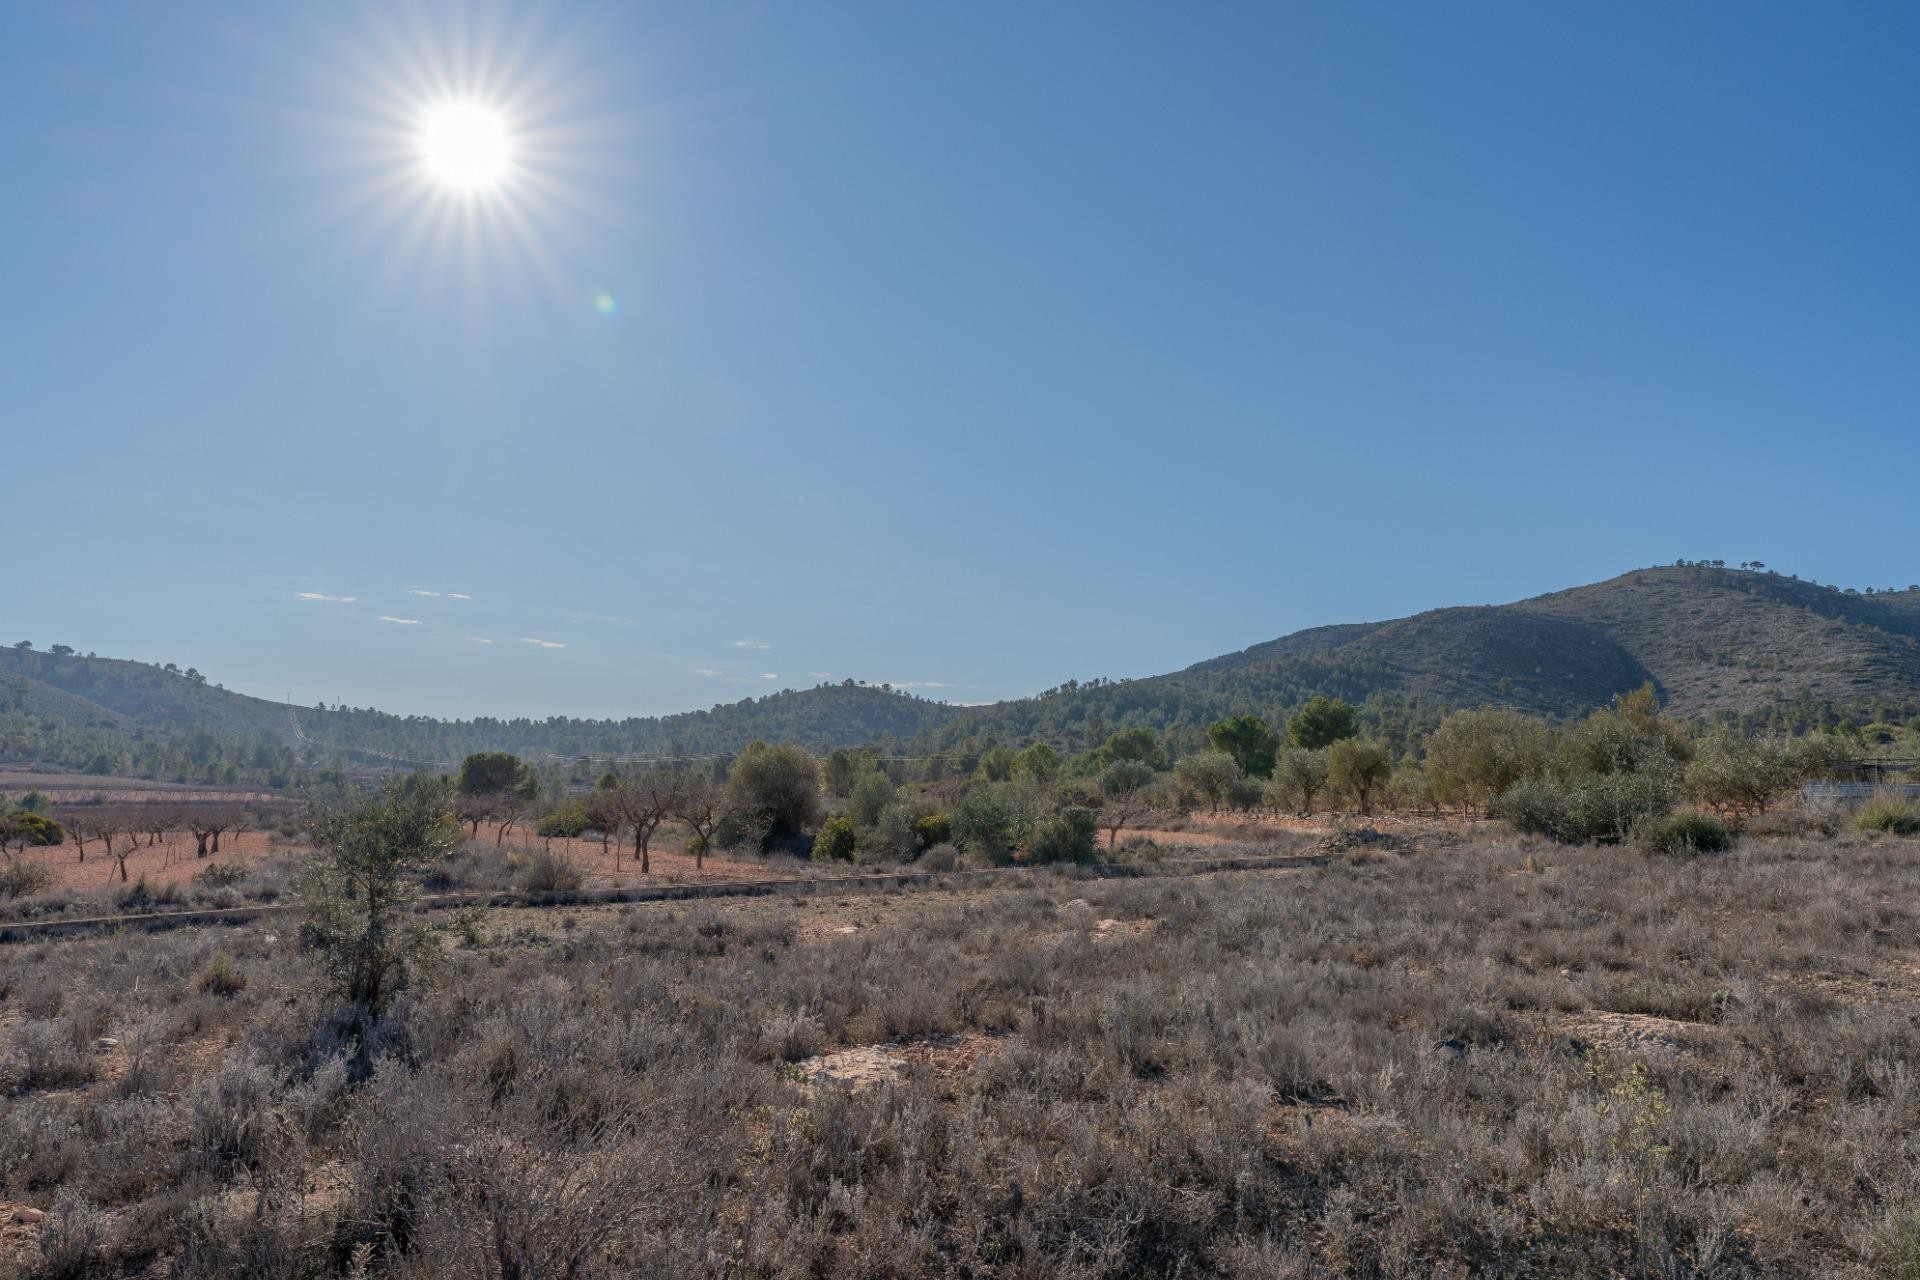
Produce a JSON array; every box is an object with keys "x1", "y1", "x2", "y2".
[{"x1": 6, "y1": 827, "x2": 1920, "y2": 1278}]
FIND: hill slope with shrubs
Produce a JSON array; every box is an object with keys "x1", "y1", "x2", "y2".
[{"x1": 6, "y1": 565, "x2": 1918, "y2": 777}]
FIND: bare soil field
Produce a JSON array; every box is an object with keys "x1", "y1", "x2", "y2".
[
  {"x1": 14, "y1": 831, "x2": 298, "y2": 894},
  {"x1": 0, "y1": 770, "x2": 283, "y2": 805},
  {"x1": 8, "y1": 831, "x2": 1920, "y2": 1276}
]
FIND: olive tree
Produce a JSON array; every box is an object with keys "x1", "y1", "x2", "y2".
[
  {"x1": 1327, "y1": 738, "x2": 1393, "y2": 816},
  {"x1": 1174, "y1": 750, "x2": 1241, "y2": 812},
  {"x1": 723, "y1": 741, "x2": 822, "y2": 851},
  {"x1": 1265, "y1": 747, "x2": 1329, "y2": 816},
  {"x1": 1425, "y1": 707, "x2": 1552, "y2": 814}
]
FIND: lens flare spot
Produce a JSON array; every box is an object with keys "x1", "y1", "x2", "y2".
[{"x1": 592, "y1": 290, "x2": 618, "y2": 316}]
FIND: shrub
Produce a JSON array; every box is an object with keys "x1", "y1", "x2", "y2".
[
  {"x1": 0, "y1": 810, "x2": 64, "y2": 850},
  {"x1": 193, "y1": 861, "x2": 249, "y2": 889},
  {"x1": 917, "y1": 842, "x2": 960, "y2": 872},
  {"x1": 846, "y1": 771, "x2": 896, "y2": 829},
  {"x1": 912, "y1": 812, "x2": 952, "y2": 850},
  {"x1": 949, "y1": 784, "x2": 1036, "y2": 865},
  {"x1": 1027, "y1": 805, "x2": 1098, "y2": 865},
  {"x1": 1639, "y1": 811, "x2": 1735, "y2": 858},
  {"x1": 0, "y1": 856, "x2": 54, "y2": 899},
  {"x1": 515, "y1": 848, "x2": 585, "y2": 893},
  {"x1": 197, "y1": 951, "x2": 249, "y2": 997},
  {"x1": 537, "y1": 805, "x2": 591, "y2": 839},
  {"x1": 1496, "y1": 771, "x2": 1676, "y2": 844},
  {"x1": 298, "y1": 775, "x2": 461, "y2": 1013},
  {"x1": 36, "y1": 1189, "x2": 107, "y2": 1280},
  {"x1": 857, "y1": 807, "x2": 917, "y2": 865},
  {"x1": 1853, "y1": 794, "x2": 1920, "y2": 836},
  {"x1": 812, "y1": 816, "x2": 857, "y2": 862}
]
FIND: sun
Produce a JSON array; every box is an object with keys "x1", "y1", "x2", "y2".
[{"x1": 416, "y1": 101, "x2": 515, "y2": 193}]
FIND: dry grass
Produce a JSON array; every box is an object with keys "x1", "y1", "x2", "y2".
[{"x1": 4, "y1": 832, "x2": 1920, "y2": 1276}]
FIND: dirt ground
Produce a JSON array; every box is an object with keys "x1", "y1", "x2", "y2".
[
  {"x1": 0, "y1": 770, "x2": 280, "y2": 805},
  {"x1": 13, "y1": 830, "x2": 297, "y2": 893},
  {"x1": 7, "y1": 808, "x2": 1411, "y2": 905}
]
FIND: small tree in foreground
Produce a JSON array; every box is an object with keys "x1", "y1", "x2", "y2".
[{"x1": 297, "y1": 776, "x2": 459, "y2": 1015}]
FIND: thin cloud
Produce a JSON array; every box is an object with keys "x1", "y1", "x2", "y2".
[
  {"x1": 732, "y1": 639, "x2": 772, "y2": 651},
  {"x1": 295, "y1": 591, "x2": 357, "y2": 603},
  {"x1": 447, "y1": 592, "x2": 472, "y2": 600},
  {"x1": 407, "y1": 588, "x2": 442, "y2": 598},
  {"x1": 760, "y1": 672, "x2": 780, "y2": 680},
  {"x1": 694, "y1": 668, "x2": 722, "y2": 677},
  {"x1": 809, "y1": 671, "x2": 834, "y2": 679},
  {"x1": 379, "y1": 616, "x2": 422, "y2": 625},
  {"x1": 521, "y1": 637, "x2": 566, "y2": 650},
  {"x1": 465, "y1": 637, "x2": 494, "y2": 644}
]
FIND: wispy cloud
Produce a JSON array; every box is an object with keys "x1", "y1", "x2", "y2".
[
  {"x1": 521, "y1": 637, "x2": 566, "y2": 650},
  {"x1": 760, "y1": 672, "x2": 780, "y2": 680},
  {"x1": 378, "y1": 616, "x2": 422, "y2": 625},
  {"x1": 556, "y1": 608, "x2": 639, "y2": 626},
  {"x1": 295, "y1": 591, "x2": 357, "y2": 603},
  {"x1": 809, "y1": 671, "x2": 834, "y2": 679},
  {"x1": 465, "y1": 637, "x2": 494, "y2": 644},
  {"x1": 447, "y1": 592, "x2": 472, "y2": 600},
  {"x1": 694, "y1": 668, "x2": 722, "y2": 677},
  {"x1": 732, "y1": 639, "x2": 772, "y2": 651},
  {"x1": 407, "y1": 588, "x2": 442, "y2": 598}
]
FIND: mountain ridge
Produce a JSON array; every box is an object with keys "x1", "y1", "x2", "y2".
[{"x1": 5, "y1": 565, "x2": 1918, "y2": 772}]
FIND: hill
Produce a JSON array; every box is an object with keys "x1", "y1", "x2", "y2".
[
  {"x1": 5, "y1": 565, "x2": 1918, "y2": 774},
  {"x1": 913, "y1": 565, "x2": 1920, "y2": 751}
]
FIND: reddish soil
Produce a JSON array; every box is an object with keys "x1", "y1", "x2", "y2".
[
  {"x1": 516, "y1": 833, "x2": 808, "y2": 888},
  {"x1": 13, "y1": 831, "x2": 298, "y2": 893},
  {"x1": 9, "y1": 828, "x2": 807, "y2": 901},
  {"x1": 0, "y1": 770, "x2": 281, "y2": 805}
]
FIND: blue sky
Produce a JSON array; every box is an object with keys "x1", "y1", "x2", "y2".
[{"x1": 4, "y1": 3, "x2": 1916, "y2": 719}]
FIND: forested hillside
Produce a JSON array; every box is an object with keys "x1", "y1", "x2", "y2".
[{"x1": 6, "y1": 564, "x2": 1918, "y2": 780}]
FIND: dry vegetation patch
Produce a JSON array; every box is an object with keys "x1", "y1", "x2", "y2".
[{"x1": 6, "y1": 836, "x2": 1920, "y2": 1276}]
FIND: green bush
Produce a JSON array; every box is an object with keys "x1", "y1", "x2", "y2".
[
  {"x1": 1853, "y1": 795, "x2": 1920, "y2": 836},
  {"x1": 1026, "y1": 806, "x2": 1099, "y2": 865},
  {"x1": 194, "y1": 861, "x2": 249, "y2": 889},
  {"x1": 949, "y1": 784, "x2": 1035, "y2": 865},
  {"x1": 812, "y1": 816, "x2": 857, "y2": 862},
  {"x1": 1640, "y1": 811, "x2": 1736, "y2": 858},
  {"x1": 537, "y1": 806, "x2": 591, "y2": 839},
  {"x1": 912, "y1": 812, "x2": 952, "y2": 850},
  {"x1": 197, "y1": 951, "x2": 249, "y2": 997},
  {"x1": 1496, "y1": 771, "x2": 1676, "y2": 844},
  {"x1": 0, "y1": 810, "x2": 64, "y2": 849}
]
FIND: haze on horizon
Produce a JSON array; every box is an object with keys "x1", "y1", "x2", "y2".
[{"x1": 5, "y1": 3, "x2": 1917, "y2": 721}]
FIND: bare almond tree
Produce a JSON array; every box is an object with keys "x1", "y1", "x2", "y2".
[
  {"x1": 62, "y1": 813, "x2": 94, "y2": 863},
  {"x1": 614, "y1": 769, "x2": 681, "y2": 875},
  {"x1": 672, "y1": 774, "x2": 725, "y2": 871}
]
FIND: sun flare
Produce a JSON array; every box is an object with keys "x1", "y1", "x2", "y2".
[{"x1": 417, "y1": 101, "x2": 514, "y2": 193}]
